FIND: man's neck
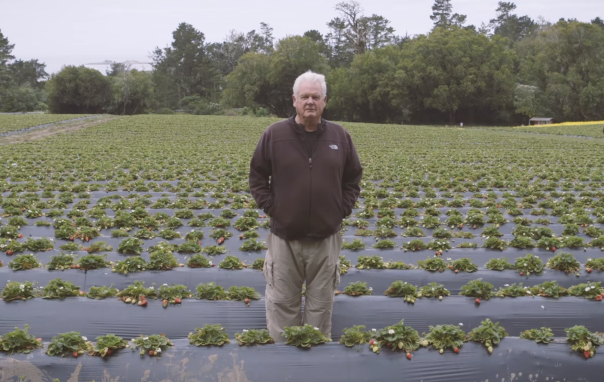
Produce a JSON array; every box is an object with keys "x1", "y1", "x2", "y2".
[{"x1": 295, "y1": 114, "x2": 320, "y2": 132}]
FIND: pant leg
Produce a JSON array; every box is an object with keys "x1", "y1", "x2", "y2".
[
  {"x1": 302, "y1": 233, "x2": 343, "y2": 339},
  {"x1": 264, "y1": 232, "x2": 305, "y2": 342}
]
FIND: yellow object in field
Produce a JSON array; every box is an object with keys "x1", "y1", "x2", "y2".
[{"x1": 515, "y1": 120, "x2": 604, "y2": 128}]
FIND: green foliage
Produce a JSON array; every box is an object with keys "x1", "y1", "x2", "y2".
[
  {"x1": 484, "y1": 257, "x2": 515, "y2": 271},
  {"x1": 459, "y1": 279, "x2": 494, "y2": 299},
  {"x1": 239, "y1": 238, "x2": 267, "y2": 251},
  {"x1": 87, "y1": 284, "x2": 119, "y2": 300},
  {"x1": 1, "y1": 280, "x2": 38, "y2": 302},
  {"x1": 566, "y1": 325, "x2": 604, "y2": 359},
  {"x1": 112, "y1": 256, "x2": 147, "y2": 274},
  {"x1": 157, "y1": 284, "x2": 190, "y2": 303},
  {"x1": 373, "y1": 239, "x2": 397, "y2": 249},
  {"x1": 424, "y1": 324, "x2": 466, "y2": 354},
  {"x1": 187, "y1": 254, "x2": 212, "y2": 268},
  {"x1": 8, "y1": 253, "x2": 42, "y2": 270},
  {"x1": 514, "y1": 254, "x2": 544, "y2": 276},
  {"x1": 46, "y1": 331, "x2": 91, "y2": 357},
  {"x1": 343, "y1": 281, "x2": 373, "y2": 296},
  {"x1": 283, "y1": 324, "x2": 330, "y2": 347},
  {"x1": 339, "y1": 325, "x2": 372, "y2": 347},
  {"x1": 530, "y1": 281, "x2": 568, "y2": 298},
  {"x1": 417, "y1": 257, "x2": 447, "y2": 272},
  {"x1": 482, "y1": 237, "x2": 508, "y2": 250},
  {"x1": 568, "y1": 281, "x2": 603, "y2": 300},
  {"x1": 132, "y1": 334, "x2": 173, "y2": 356},
  {"x1": 467, "y1": 319, "x2": 508, "y2": 354},
  {"x1": 0, "y1": 325, "x2": 43, "y2": 354},
  {"x1": 402, "y1": 239, "x2": 427, "y2": 251},
  {"x1": 586, "y1": 258, "x2": 604, "y2": 271},
  {"x1": 235, "y1": 329, "x2": 274, "y2": 346},
  {"x1": 203, "y1": 245, "x2": 227, "y2": 256},
  {"x1": 116, "y1": 281, "x2": 156, "y2": 302},
  {"x1": 219, "y1": 255, "x2": 245, "y2": 269},
  {"x1": 117, "y1": 238, "x2": 144, "y2": 255},
  {"x1": 342, "y1": 238, "x2": 366, "y2": 250},
  {"x1": 356, "y1": 255, "x2": 387, "y2": 270},
  {"x1": 520, "y1": 328, "x2": 555, "y2": 344},
  {"x1": 227, "y1": 286, "x2": 261, "y2": 302},
  {"x1": 418, "y1": 282, "x2": 450, "y2": 298},
  {"x1": 384, "y1": 280, "x2": 417, "y2": 303},
  {"x1": 196, "y1": 282, "x2": 228, "y2": 300},
  {"x1": 547, "y1": 252, "x2": 581, "y2": 273},
  {"x1": 448, "y1": 257, "x2": 478, "y2": 273},
  {"x1": 371, "y1": 320, "x2": 422, "y2": 354},
  {"x1": 147, "y1": 249, "x2": 179, "y2": 270},
  {"x1": 46, "y1": 252, "x2": 76, "y2": 271},
  {"x1": 90, "y1": 334, "x2": 129, "y2": 357},
  {"x1": 251, "y1": 258, "x2": 265, "y2": 270},
  {"x1": 496, "y1": 283, "x2": 532, "y2": 297}
]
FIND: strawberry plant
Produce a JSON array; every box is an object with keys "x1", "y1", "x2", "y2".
[
  {"x1": 481, "y1": 225, "x2": 503, "y2": 237},
  {"x1": 176, "y1": 209, "x2": 195, "y2": 219},
  {"x1": 496, "y1": 283, "x2": 532, "y2": 297},
  {"x1": 251, "y1": 258, "x2": 265, "y2": 270},
  {"x1": 46, "y1": 332, "x2": 91, "y2": 357},
  {"x1": 586, "y1": 258, "x2": 604, "y2": 272},
  {"x1": 8, "y1": 254, "x2": 42, "y2": 270},
  {"x1": 421, "y1": 215, "x2": 441, "y2": 229},
  {"x1": 117, "y1": 281, "x2": 156, "y2": 305},
  {"x1": 241, "y1": 230, "x2": 260, "y2": 239},
  {"x1": 210, "y1": 228, "x2": 232, "y2": 242},
  {"x1": 165, "y1": 217, "x2": 184, "y2": 229},
  {"x1": 339, "y1": 325, "x2": 371, "y2": 347},
  {"x1": 147, "y1": 241, "x2": 178, "y2": 252},
  {"x1": 373, "y1": 239, "x2": 396, "y2": 249},
  {"x1": 424, "y1": 324, "x2": 466, "y2": 354},
  {"x1": 585, "y1": 226, "x2": 604, "y2": 237},
  {"x1": 239, "y1": 238, "x2": 267, "y2": 251},
  {"x1": 111, "y1": 229, "x2": 130, "y2": 238},
  {"x1": 589, "y1": 236, "x2": 604, "y2": 248},
  {"x1": 117, "y1": 237, "x2": 144, "y2": 255},
  {"x1": 343, "y1": 281, "x2": 373, "y2": 296},
  {"x1": 0, "y1": 225, "x2": 20, "y2": 239},
  {"x1": 385, "y1": 260, "x2": 415, "y2": 269},
  {"x1": 112, "y1": 256, "x2": 147, "y2": 274},
  {"x1": 514, "y1": 254, "x2": 544, "y2": 276},
  {"x1": 132, "y1": 334, "x2": 173, "y2": 356},
  {"x1": 0, "y1": 325, "x2": 43, "y2": 354},
  {"x1": 196, "y1": 282, "x2": 228, "y2": 300},
  {"x1": 530, "y1": 281, "x2": 568, "y2": 298},
  {"x1": 1, "y1": 281, "x2": 38, "y2": 302},
  {"x1": 235, "y1": 329, "x2": 274, "y2": 346},
  {"x1": 356, "y1": 255, "x2": 387, "y2": 269},
  {"x1": 46, "y1": 252, "x2": 77, "y2": 270},
  {"x1": 402, "y1": 239, "x2": 427, "y2": 251},
  {"x1": 482, "y1": 237, "x2": 508, "y2": 250},
  {"x1": 459, "y1": 279, "x2": 495, "y2": 301},
  {"x1": 384, "y1": 281, "x2": 417, "y2": 303},
  {"x1": 565, "y1": 325, "x2": 604, "y2": 359},
  {"x1": 531, "y1": 227, "x2": 555, "y2": 240},
  {"x1": 1, "y1": 238, "x2": 24, "y2": 255},
  {"x1": 537, "y1": 236, "x2": 562, "y2": 250},
  {"x1": 283, "y1": 325, "x2": 330, "y2": 347},
  {"x1": 84, "y1": 241, "x2": 113, "y2": 253},
  {"x1": 351, "y1": 219, "x2": 370, "y2": 229},
  {"x1": 547, "y1": 252, "x2": 581, "y2": 273},
  {"x1": 401, "y1": 227, "x2": 425, "y2": 237},
  {"x1": 158, "y1": 228, "x2": 181, "y2": 240},
  {"x1": 448, "y1": 258, "x2": 478, "y2": 273},
  {"x1": 233, "y1": 217, "x2": 258, "y2": 231},
  {"x1": 568, "y1": 282, "x2": 603, "y2": 300},
  {"x1": 87, "y1": 284, "x2": 119, "y2": 300},
  {"x1": 187, "y1": 254, "x2": 212, "y2": 268},
  {"x1": 399, "y1": 217, "x2": 419, "y2": 228},
  {"x1": 219, "y1": 255, "x2": 245, "y2": 269},
  {"x1": 520, "y1": 327, "x2": 554, "y2": 344},
  {"x1": 177, "y1": 240, "x2": 202, "y2": 253},
  {"x1": 562, "y1": 236, "x2": 585, "y2": 248},
  {"x1": 189, "y1": 324, "x2": 230, "y2": 346},
  {"x1": 484, "y1": 257, "x2": 515, "y2": 271},
  {"x1": 509, "y1": 236, "x2": 535, "y2": 248},
  {"x1": 458, "y1": 242, "x2": 478, "y2": 248},
  {"x1": 228, "y1": 286, "x2": 261, "y2": 305},
  {"x1": 133, "y1": 229, "x2": 156, "y2": 239},
  {"x1": 562, "y1": 224, "x2": 580, "y2": 236},
  {"x1": 24, "y1": 237, "x2": 54, "y2": 252},
  {"x1": 371, "y1": 320, "x2": 422, "y2": 356},
  {"x1": 467, "y1": 319, "x2": 508, "y2": 354},
  {"x1": 418, "y1": 282, "x2": 450, "y2": 299},
  {"x1": 445, "y1": 214, "x2": 463, "y2": 228},
  {"x1": 417, "y1": 257, "x2": 447, "y2": 272},
  {"x1": 158, "y1": 284, "x2": 190, "y2": 306},
  {"x1": 42, "y1": 278, "x2": 81, "y2": 299},
  {"x1": 147, "y1": 249, "x2": 180, "y2": 270},
  {"x1": 89, "y1": 334, "x2": 129, "y2": 357},
  {"x1": 342, "y1": 238, "x2": 366, "y2": 250},
  {"x1": 427, "y1": 240, "x2": 452, "y2": 252},
  {"x1": 203, "y1": 245, "x2": 227, "y2": 256}
]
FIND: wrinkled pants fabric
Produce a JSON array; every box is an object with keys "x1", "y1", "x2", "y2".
[{"x1": 263, "y1": 231, "x2": 343, "y2": 342}]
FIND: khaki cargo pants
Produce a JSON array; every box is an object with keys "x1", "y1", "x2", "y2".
[{"x1": 263, "y1": 231, "x2": 343, "y2": 342}]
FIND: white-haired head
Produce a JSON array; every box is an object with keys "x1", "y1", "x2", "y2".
[{"x1": 293, "y1": 71, "x2": 327, "y2": 98}]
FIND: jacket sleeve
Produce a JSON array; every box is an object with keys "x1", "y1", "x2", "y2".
[
  {"x1": 341, "y1": 132, "x2": 363, "y2": 218},
  {"x1": 249, "y1": 130, "x2": 274, "y2": 214}
]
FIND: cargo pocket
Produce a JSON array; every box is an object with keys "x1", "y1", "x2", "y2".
[
  {"x1": 264, "y1": 259, "x2": 274, "y2": 288},
  {"x1": 334, "y1": 262, "x2": 341, "y2": 289}
]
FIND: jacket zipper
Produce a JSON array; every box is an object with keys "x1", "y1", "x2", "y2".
[{"x1": 308, "y1": 157, "x2": 312, "y2": 233}]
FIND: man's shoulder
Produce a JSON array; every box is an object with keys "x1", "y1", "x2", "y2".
[
  {"x1": 263, "y1": 119, "x2": 293, "y2": 138},
  {"x1": 323, "y1": 120, "x2": 352, "y2": 141}
]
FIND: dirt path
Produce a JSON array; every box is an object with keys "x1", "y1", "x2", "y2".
[{"x1": 0, "y1": 115, "x2": 119, "y2": 145}]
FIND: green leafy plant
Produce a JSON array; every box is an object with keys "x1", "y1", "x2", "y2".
[
  {"x1": 188, "y1": 324, "x2": 230, "y2": 346},
  {"x1": 42, "y1": 278, "x2": 81, "y2": 299},
  {"x1": 0, "y1": 281, "x2": 38, "y2": 302},
  {"x1": 116, "y1": 281, "x2": 156, "y2": 305},
  {"x1": 177, "y1": 240, "x2": 202, "y2": 253},
  {"x1": 482, "y1": 237, "x2": 508, "y2": 250},
  {"x1": 132, "y1": 334, "x2": 173, "y2": 356},
  {"x1": 371, "y1": 320, "x2": 423, "y2": 357},
  {"x1": 187, "y1": 254, "x2": 213, "y2": 268},
  {"x1": 283, "y1": 324, "x2": 330, "y2": 347},
  {"x1": 402, "y1": 239, "x2": 427, "y2": 251},
  {"x1": 568, "y1": 281, "x2": 603, "y2": 300},
  {"x1": 417, "y1": 257, "x2": 447, "y2": 272},
  {"x1": 509, "y1": 236, "x2": 535, "y2": 248},
  {"x1": 424, "y1": 324, "x2": 466, "y2": 354},
  {"x1": 459, "y1": 279, "x2": 494, "y2": 302},
  {"x1": 484, "y1": 257, "x2": 515, "y2": 271},
  {"x1": 203, "y1": 245, "x2": 227, "y2": 256},
  {"x1": 46, "y1": 252, "x2": 77, "y2": 271},
  {"x1": 514, "y1": 254, "x2": 544, "y2": 276},
  {"x1": 112, "y1": 256, "x2": 147, "y2": 274},
  {"x1": 384, "y1": 281, "x2": 417, "y2": 303},
  {"x1": 448, "y1": 258, "x2": 478, "y2": 273},
  {"x1": 158, "y1": 284, "x2": 190, "y2": 306},
  {"x1": 467, "y1": 319, "x2": 508, "y2": 354},
  {"x1": 343, "y1": 281, "x2": 373, "y2": 296},
  {"x1": 373, "y1": 239, "x2": 396, "y2": 249},
  {"x1": 24, "y1": 237, "x2": 54, "y2": 252},
  {"x1": 339, "y1": 325, "x2": 371, "y2": 347},
  {"x1": 588, "y1": 236, "x2": 604, "y2": 248},
  {"x1": 586, "y1": 258, "x2": 604, "y2": 272},
  {"x1": 401, "y1": 227, "x2": 425, "y2": 237},
  {"x1": 0, "y1": 324, "x2": 43, "y2": 354},
  {"x1": 87, "y1": 284, "x2": 119, "y2": 300},
  {"x1": 46, "y1": 331, "x2": 92, "y2": 357},
  {"x1": 84, "y1": 241, "x2": 113, "y2": 253},
  {"x1": 239, "y1": 238, "x2": 267, "y2": 251},
  {"x1": 147, "y1": 249, "x2": 180, "y2": 270},
  {"x1": 342, "y1": 238, "x2": 366, "y2": 250},
  {"x1": 227, "y1": 286, "x2": 261, "y2": 305},
  {"x1": 565, "y1": 325, "x2": 604, "y2": 359},
  {"x1": 530, "y1": 281, "x2": 568, "y2": 298},
  {"x1": 8, "y1": 254, "x2": 42, "y2": 271},
  {"x1": 251, "y1": 258, "x2": 265, "y2": 270},
  {"x1": 219, "y1": 255, "x2": 246, "y2": 269},
  {"x1": 235, "y1": 329, "x2": 274, "y2": 346},
  {"x1": 117, "y1": 237, "x2": 144, "y2": 255},
  {"x1": 196, "y1": 282, "x2": 228, "y2": 300},
  {"x1": 356, "y1": 255, "x2": 387, "y2": 270},
  {"x1": 546, "y1": 252, "x2": 581, "y2": 273},
  {"x1": 418, "y1": 282, "x2": 450, "y2": 299},
  {"x1": 89, "y1": 334, "x2": 129, "y2": 357},
  {"x1": 520, "y1": 327, "x2": 555, "y2": 344},
  {"x1": 78, "y1": 254, "x2": 110, "y2": 271},
  {"x1": 496, "y1": 283, "x2": 532, "y2": 297}
]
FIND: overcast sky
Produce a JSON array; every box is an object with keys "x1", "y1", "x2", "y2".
[{"x1": 1, "y1": 0, "x2": 601, "y2": 75}]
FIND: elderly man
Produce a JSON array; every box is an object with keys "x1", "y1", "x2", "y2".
[{"x1": 249, "y1": 70, "x2": 363, "y2": 342}]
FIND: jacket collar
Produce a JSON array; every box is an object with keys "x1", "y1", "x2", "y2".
[{"x1": 288, "y1": 114, "x2": 327, "y2": 136}]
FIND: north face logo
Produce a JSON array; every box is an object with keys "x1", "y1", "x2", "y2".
[{"x1": 329, "y1": 144, "x2": 338, "y2": 150}]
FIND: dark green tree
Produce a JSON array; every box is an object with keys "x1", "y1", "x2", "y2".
[
  {"x1": 46, "y1": 66, "x2": 112, "y2": 113},
  {"x1": 7, "y1": 59, "x2": 48, "y2": 88},
  {"x1": 430, "y1": 0, "x2": 467, "y2": 28},
  {"x1": 109, "y1": 69, "x2": 154, "y2": 115},
  {"x1": 489, "y1": 2, "x2": 537, "y2": 43}
]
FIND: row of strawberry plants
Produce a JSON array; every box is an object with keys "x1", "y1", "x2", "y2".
[{"x1": 2, "y1": 320, "x2": 602, "y2": 360}]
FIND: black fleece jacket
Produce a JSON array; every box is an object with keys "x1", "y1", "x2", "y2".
[{"x1": 249, "y1": 115, "x2": 363, "y2": 241}]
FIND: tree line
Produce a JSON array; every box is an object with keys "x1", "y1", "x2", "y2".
[{"x1": 1, "y1": 0, "x2": 603, "y2": 125}]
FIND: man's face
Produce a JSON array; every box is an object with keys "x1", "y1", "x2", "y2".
[{"x1": 293, "y1": 81, "x2": 326, "y2": 120}]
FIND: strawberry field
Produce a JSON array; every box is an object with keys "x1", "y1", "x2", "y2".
[{"x1": 1, "y1": 114, "x2": 604, "y2": 381}]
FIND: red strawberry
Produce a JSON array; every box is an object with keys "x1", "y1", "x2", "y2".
[
  {"x1": 386, "y1": 342, "x2": 391, "y2": 347},
  {"x1": 73, "y1": 352, "x2": 79, "y2": 358},
  {"x1": 586, "y1": 268, "x2": 592, "y2": 273},
  {"x1": 596, "y1": 295, "x2": 602, "y2": 301},
  {"x1": 149, "y1": 350, "x2": 155, "y2": 356},
  {"x1": 174, "y1": 298, "x2": 181, "y2": 304},
  {"x1": 162, "y1": 299, "x2": 168, "y2": 308},
  {"x1": 244, "y1": 298, "x2": 250, "y2": 304},
  {"x1": 454, "y1": 347, "x2": 459, "y2": 353},
  {"x1": 239, "y1": 235, "x2": 244, "y2": 240},
  {"x1": 520, "y1": 272, "x2": 524, "y2": 276},
  {"x1": 584, "y1": 350, "x2": 591, "y2": 358},
  {"x1": 6, "y1": 250, "x2": 13, "y2": 255},
  {"x1": 454, "y1": 269, "x2": 459, "y2": 274},
  {"x1": 148, "y1": 227, "x2": 152, "y2": 231},
  {"x1": 218, "y1": 237, "x2": 225, "y2": 244},
  {"x1": 106, "y1": 349, "x2": 112, "y2": 356},
  {"x1": 69, "y1": 236, "x2": 74, "y2": 241},
  {"x1": 406, "y1": 352, "x2": 412, "y2": 360},
  {"x1": 139, "y1": 300, "x2": 148, "y2": 307},
  {"x1": 75, "y1": 264, "x2": 80, "y2": 269},
  {"x1": 85, "y1": 237, "x2": 89, "y2": 242},
  {"x1": 475, "y1": 298, "x2": 481, "y2": 305},
  {"x1": 69, "y1": 265, "x2": 75, "y2": 269},
  {"x1": 369, "y1": 339, "x2": 375, "y2": 346},
  {"x1": 551, "y1": 247, "x2": 556, "y2": 252},
  {"x1": 18, "y1": 234, "x2": 23, "y2": 238},
  {"x1": 36, "y1": 338, "x2": 42, "y2": 342}
]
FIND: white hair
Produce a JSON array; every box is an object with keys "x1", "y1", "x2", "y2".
[{"x1": 293, "y1": 71, "x2": 327, "y2": 97}]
